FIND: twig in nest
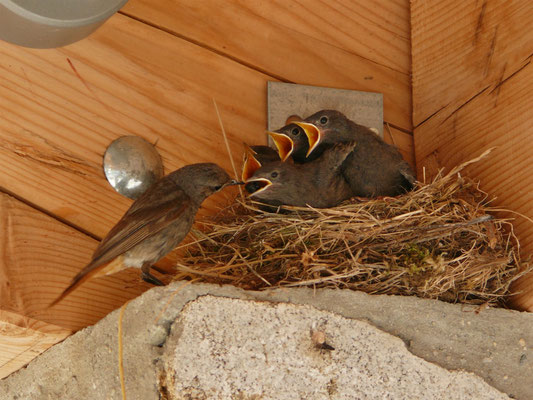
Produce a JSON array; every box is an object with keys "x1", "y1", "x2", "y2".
[{"x1": 212, "y1": 98, "x2": 243, "y2": 198}]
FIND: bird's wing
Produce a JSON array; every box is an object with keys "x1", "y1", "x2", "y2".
[
  {"x1": 49, "y1": 180, "x2": 192, "y2": 307},
  {"x1": 314, "y1": 142, "x2": 357, "y2": 182},
  {"x1": 91, "y1": 183, "x2": 191, "y2": 268},
  {"x1": 329, "y1": 141, "x2": 357, "y2": 169}
]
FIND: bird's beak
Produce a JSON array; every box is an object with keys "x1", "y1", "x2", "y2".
[
  {"x1": 268, "y1": 132, "x2": 293, "y2": 162},
  {"x1": 218, "y1": 179, "x2": 244, "y2": 192},
  {"x1": 241, "y1": 149, "x2": 262, "y2": 181},
  {"x1": 226, "y1": 179, "x2": 245, "y2": 187},
  {"x1": 293, "y1": 122, "x2": 322, "y2": 157},
  {"x1": 244, "y1": 177, "x2": 272, "y2": 195}
]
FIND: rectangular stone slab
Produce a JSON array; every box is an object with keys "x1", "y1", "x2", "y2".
[{"x1": 267, "y1": 82, "x2": 383, "y2": 136}]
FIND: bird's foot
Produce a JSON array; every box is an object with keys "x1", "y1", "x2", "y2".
[
  {"x1": 141, "y1": 264, "x2": 165, "y2": 286},
  {"x1": 141, "y1": 271, "x2": 165, "y2": 286}
]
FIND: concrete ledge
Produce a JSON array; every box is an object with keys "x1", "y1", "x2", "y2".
[{"x1": 1, "y1": 283, "x2": 531, "y2": 399}]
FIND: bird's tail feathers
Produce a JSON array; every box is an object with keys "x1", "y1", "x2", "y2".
[{"x1": 49, "y1": 256, "x2": 125, "y2": 307}]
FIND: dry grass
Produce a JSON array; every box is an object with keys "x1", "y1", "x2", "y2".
[{"x1": 173, "y1": 152, "x2": 532, "y2": 307}]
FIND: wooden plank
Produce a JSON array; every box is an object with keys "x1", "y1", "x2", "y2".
[
  {"x1": 412, "y1": 66, "x2": 533, "y2": 308},
  {"x1": 0, "y1": 311, "x2": 71, "y2": 379},
  {"x1": 411, "y1": 0, "x2": 533, "y2": 310},
  {"x1": 122, "y1": 0, "x2": 411, "y2": 73},
  {"x1": 0, "y1": 14, "x2": 269, "y2": 239},
  {"x1": 121, "y1": 0, "x2": 412, "y2": 130},
  {"x1": 414, "y1": 62, "x2": 533, "y2": 214},
  {"x1": 384, "y1": 125, "x2": 414, "y2": 171},
  {"x1": 0, "y1": 192, "x2": 149, "y2": 344},
  {"x1": 411, "y1": 0, "x2": 533, "y2": 126}
]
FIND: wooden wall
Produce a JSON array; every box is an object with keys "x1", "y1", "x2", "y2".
[
  {"x1": 0, "y1": 1, "x2": 413, "y2": 377},
  {"x1": 411, "y1": 0, "x2": 533, "y2": 310}
]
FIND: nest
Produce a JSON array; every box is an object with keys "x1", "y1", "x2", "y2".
[{"x1": 174, "y1": 153, "x2": 532, "y2": 307}]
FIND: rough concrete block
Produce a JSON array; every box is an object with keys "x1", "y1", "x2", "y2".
[
  {"x1": 163, "y1": 296, "x2": 509, "y2": 399},
  {"x1": 0, "y1": 283, "x2": 531, "y2": 399}
]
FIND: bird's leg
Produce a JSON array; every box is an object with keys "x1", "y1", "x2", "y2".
[
  {"x1": 141, "y1": 263, "x2": 165, "y2": 286},
  {"x1": 150, "y1": 265, "x2": 168, "y2": 275}
]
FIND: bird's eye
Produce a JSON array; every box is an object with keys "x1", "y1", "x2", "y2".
[
  {"x1": 319, "y1": 116, "x2": 328, "y2": 125},
  {"x1": 270, "y1": 171, "x2": 278, "y2": 179},
  {"x1": 291, "y1": 127, "x2": 300, "y2": 136}
]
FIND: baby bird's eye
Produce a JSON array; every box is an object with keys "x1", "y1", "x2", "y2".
[
  {"x1": 270, "y1": 171, "x2": 279, "y2": 179},
  {"x1": 319, "y1": 116, "x2": 328, "y2": 125},
  {"x1": 291, "y1": 127, "x2": 300, "y2": 136}
]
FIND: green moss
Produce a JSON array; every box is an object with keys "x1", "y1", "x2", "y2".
[{"x1": 400, "y1": 244, "x2": 432, "y2": 274}]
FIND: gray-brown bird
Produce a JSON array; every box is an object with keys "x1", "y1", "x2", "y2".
[
  {"x1": 244, "y1": 142, "x2": 356, "y2": 208},
  {"x1": 272, "y1": 110, "x2": 415, "y2": 197},
  {"x1": 51, "y1": 163, "x2": 239, "y2": 306},
  {"x1": 268, "y1": 123, "x2": 315, "y2": 162}
]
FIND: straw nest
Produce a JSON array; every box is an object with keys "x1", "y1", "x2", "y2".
[{"x1": 174, "y1": 152, "x2": 531, "y2": 307}]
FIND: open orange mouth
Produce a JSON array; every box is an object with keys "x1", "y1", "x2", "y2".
[
  {"x1": 244, "y1": 178, "x2": 272, "y2": 195},
  {"x1": 268, "y1": 132, "x2": 294, "y2": 162},
  {"x1": 292, "y1": 122, "x2": 322, "y2": 157},
  {"x1": 242, "y1": 148, "x2": 263, "y2": 182}
]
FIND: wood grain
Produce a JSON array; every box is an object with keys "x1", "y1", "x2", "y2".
[
  {"x1": 0, "y1": 14, "x2": 270, "y2": 239},
  {"x1": 384, "y1": 125, "x2": 414, "y2": 170},
  {"x1": 0, "y1": 192, "x2": 149, "y2": 335},
  {"x1": 411, "y1": 0, "x2": 533, "y2": 310},
  {"x1": 411, "y1": 0, "x2": 533, "y2": 126},
  {"x1": 121, "y1": 0, "x2": 412, "y2": 130},
  {"x1": 0, "y1": 311, "x2": 71, "y2": 379}
]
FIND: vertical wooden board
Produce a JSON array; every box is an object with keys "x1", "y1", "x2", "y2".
[
  {"x1": 414, "y1": 56, "x2": 532, "y2": 163},
  {"x1": 411, "y1": 0, "x2": 533, "y2": 126},
  {"x1": 121, "y1": 0, "x2": 412, "y2": 130},
  {"x1": 0, "y1": 14, "x2": 270, "y2": 239},
  {"x1": 414, "y1": 61, "x2": 533, "y2": 308},
  {"x1": 414, "y1": 63, "x2": 533, "y2": 204},
  {"x1": 0, "y1": 193, "x2": 149, "y2": 332},
  {"x1": 411, "y1": 0, "x2": 533, "y2": 309}
]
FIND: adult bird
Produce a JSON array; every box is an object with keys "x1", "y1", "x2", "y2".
[{"x1": 51, "y1": 163, "x2": 240, "y2": 306}]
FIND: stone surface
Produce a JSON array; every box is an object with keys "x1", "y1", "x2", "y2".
[
  {"x1": 0, "y1": 283, "x2": 531, "y2": 399},
  {"x1": 163, "y1": 296, "x2": 508, "y2": 399}
]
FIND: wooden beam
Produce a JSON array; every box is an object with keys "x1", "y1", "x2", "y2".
[
  {"x1": 411, "y1": 0, "x2": 533, "y2": 310},
  {"x1": 121, "y1": 0, "x2": 412, "y2": 130},
  {"x1": 0, "y1": 14, "x2": 270, "y2": 239}
]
